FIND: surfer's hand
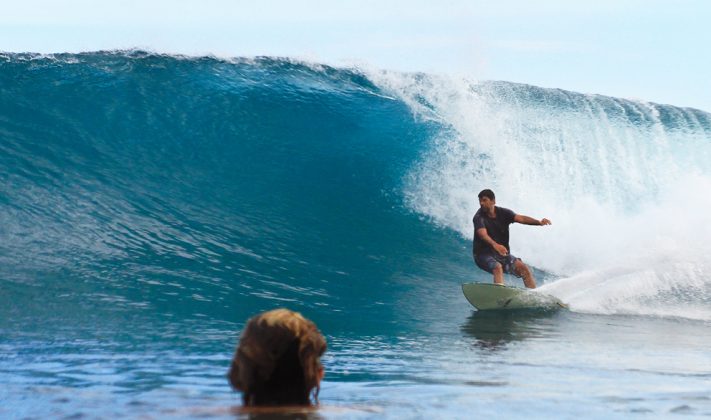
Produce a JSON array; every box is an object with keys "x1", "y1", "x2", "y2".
[
  {"x1": 540, "y1": 218, "x2": 551, "y2": 226},
  {"x1": 494, "y1": 243, "x2": 508, "y2": 256}
]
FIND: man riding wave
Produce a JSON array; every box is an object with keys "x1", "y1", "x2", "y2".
[{"x1": 472, "y1": 189, "x2": 551, "y2": 289}]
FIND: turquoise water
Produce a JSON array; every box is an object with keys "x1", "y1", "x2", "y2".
[{"x1": 1, "y1": 51, "x2": 710, "y2": 418}]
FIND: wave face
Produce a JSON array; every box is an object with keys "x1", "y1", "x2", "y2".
[{"x1": 1, "y1": 51, "x2": 711, "y2": 326}]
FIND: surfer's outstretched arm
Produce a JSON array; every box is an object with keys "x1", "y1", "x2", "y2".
[{"x1": 513, "y1": 214, "x2": 551, "y2": 226}]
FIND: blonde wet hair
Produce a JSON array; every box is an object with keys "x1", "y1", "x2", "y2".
[{"x1": 228, "y1": 308, "x2": 327, "y2": 406}]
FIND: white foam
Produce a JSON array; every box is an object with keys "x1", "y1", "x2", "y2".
[{"x1": 368, "y1": 71, "x2": 711, "y2": 321}]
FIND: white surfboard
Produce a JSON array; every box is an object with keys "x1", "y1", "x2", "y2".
[{"x1": 462, "y1": 282, "x2": 568, "y2": 311}]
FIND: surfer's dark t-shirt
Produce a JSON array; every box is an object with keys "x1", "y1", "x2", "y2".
[{"x1": 472, "y1": 206, "x2": 516, "y2": 256}]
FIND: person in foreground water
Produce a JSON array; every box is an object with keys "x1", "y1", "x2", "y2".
[
  {"x1": 473, "y1": 189, "x2": 551, "y2": 289},
  {"x1": 228, "y1": 308, "x2": 327, "y2": 408}
]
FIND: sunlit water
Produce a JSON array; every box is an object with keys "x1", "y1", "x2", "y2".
[{"x1": 3, "y1": 306, "x2": 710, "y2": 418}]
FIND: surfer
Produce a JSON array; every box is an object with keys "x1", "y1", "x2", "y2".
[
  {"x1": 228, "y1": 308, "x2": 327, "y2": 407},
  {"x1": 472, "y1": 189, "x2": 551, "y2": 289}
]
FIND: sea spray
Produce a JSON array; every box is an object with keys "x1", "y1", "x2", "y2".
[{"x1": 370, "y1": 70, "x2": 711, "y2": 319}]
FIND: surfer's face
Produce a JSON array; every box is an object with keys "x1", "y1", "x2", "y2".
[{"x1": 479, "y1": 196, "x2": 495, "y2": 213}]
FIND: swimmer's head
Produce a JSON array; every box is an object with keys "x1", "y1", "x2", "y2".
[{"x1": 228, "y1": 308, "x2": 327, "y2": 406}]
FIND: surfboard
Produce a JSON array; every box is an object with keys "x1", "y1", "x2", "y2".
[{"x1": 462, "y1": 282, "x2": 568, "y2": 311}]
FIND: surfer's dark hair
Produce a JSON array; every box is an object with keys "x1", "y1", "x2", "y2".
[
  {"x1": 478, "y1": 189, "x2": 495, "y2": 201},
  {"x1": 228, "y1": 309, "x2": 327, "y2": 407}
]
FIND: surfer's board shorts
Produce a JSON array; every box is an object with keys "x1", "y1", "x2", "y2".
[{"x1": 474, "y1": 253, "x2": 522, "y2": 278}]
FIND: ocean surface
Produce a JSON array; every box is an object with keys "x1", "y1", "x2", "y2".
[{"x1": 1, "y1": 51, "x2": 710, "y2": 418}]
